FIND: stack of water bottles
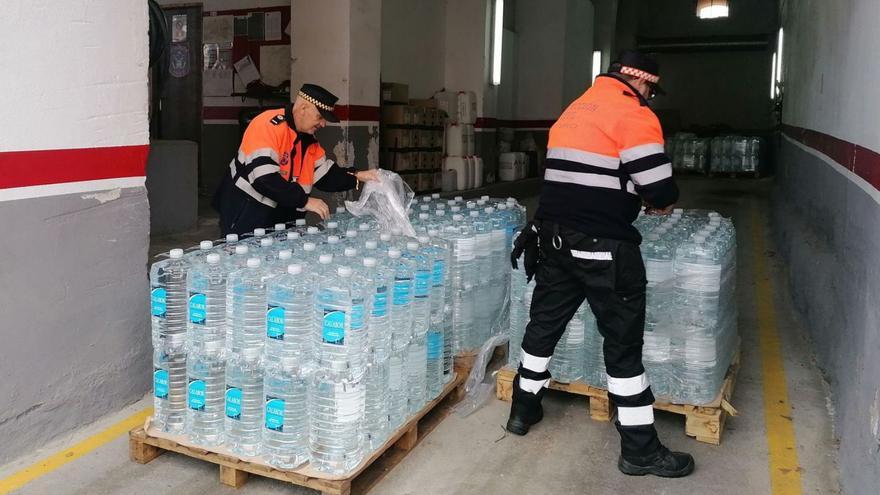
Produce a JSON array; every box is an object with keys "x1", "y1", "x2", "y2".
[
  {"x1": 150, "y1": 194, "x2": 528, "y2": 476},
  {"x1": 507, "y1": 208, "x2": 738, "y2": 406},
  {"x1": 709, "y1": 136, "x2": 763, "y2": 174}
]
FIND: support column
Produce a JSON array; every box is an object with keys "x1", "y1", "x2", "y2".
[{"x1": 291, "y1": 0, "x2": 381, "y2": 171}]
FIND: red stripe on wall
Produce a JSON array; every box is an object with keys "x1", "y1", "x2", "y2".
[
  {"x1": 0, "y1": 145, "x2": 149, "y2": 189},
  {"x1": 782, "y1": 124, "x2": 880, "y2": 191},
  {"x1": 203, "y1": 104, "x2": 380, "y2": 122}
]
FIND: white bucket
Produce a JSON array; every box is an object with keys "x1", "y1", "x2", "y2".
[
  {"x1": 445, "y1": 156, "x2": 468, "y2": 190},
  {"x1": 435, "y1": 91, "x2": 459, "y2": 123},
  {"x1": 442, "y1": 169, "x2": 458, "y2": 192},
  {"x1": 499, "y1": 152, "x2": 518, "y2": 181}
]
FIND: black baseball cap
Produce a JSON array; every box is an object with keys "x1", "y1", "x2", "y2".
[
  {"x1": 298, "y1": 83, "x2": 340, "y2": 122},
  {"x1": 609, "y1": 50, "x2": 666, "y2": 95}
]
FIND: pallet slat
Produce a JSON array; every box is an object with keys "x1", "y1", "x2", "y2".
[
  {"x1": 496, "y1": 350, "x2": 740, "y2": 445},
  {"x1": 131, "y1": 372, "x2": 465, "y2": 495}
]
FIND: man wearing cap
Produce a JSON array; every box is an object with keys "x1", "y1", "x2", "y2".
[
  {"x1": 508, "y1": 51, "x2": 692, "y2": 477},
  {"x1": 214, "y1": 83, "x2": 379, "y2": 235}
]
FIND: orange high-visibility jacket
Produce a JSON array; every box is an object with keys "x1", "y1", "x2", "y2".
[
  {"x1": 535, "y1": 74, "x2": 678, "y2": 242},
  {"x1": 214, "y1": 106, "x2": 356, "y2": 235}
]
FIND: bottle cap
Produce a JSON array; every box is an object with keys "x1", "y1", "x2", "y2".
[
  {"x1": 318, "y1": 254, "x2": 333, "y2": 264},
  {"x1": 437, "y1": 204, "x2": 447, "y2": 209},
  {"x1": 303, "y1": 242, "x2": 316, "y2": 251},
  {"x1": 206, "y1": 253, "x2": 221, "y2": 264},
  {"x1": 406, "y1": 241, "x2": 419, "y2": 251},
  {"x1": 421, "y1": 205, "x2": 430, "y2": 211},
  {"x1": 346, "y1": 230, "x2": 358, "y2": 238},
  {"x1": 327, "y1": 235, "x2": 340, "y2": 244},
  {"x1": 261, "y1": 238, "x2": 273, "y2": 247},
  {"x1": 507, "y1": 197, "x2": 516, "y2": 203},
  {"x1": 484, "y1": 207, "x2": 495, "y2": 213},
  {"x1": 359, "y1": 223, "x2": 371, "y2": 231},
  {"x1": 388, "y1": 248, "x2": 402, "y2": 258},
  {"x1": 452, "y1": 214, "x2": 463, "y2": 221},
  {"x1": 307, "y1": 226, "x2": 319, "y2": 234},
  {"x1": 247, "y1": 258, "x2": 261, "y2": 268},
  {"x1": 498, "y1": 204, "x2": 508, "y2": 210},
  {"x1": 327, "y1": 221, "x2": 339, "y2": 229},
  {"x1": 287, "y1": 232, "x2": 301, "y2": 240},
  {"x1": 288, "y1": 263, "x2": 303, "y2": 275},
  {"x1": 451, "y1": 206, "x2": 461, "y2": 212},
  {"x1": 226, "y1": 234, "x2": 239, "y2": 243},
  {"x1": 344, "y1": 248, "x2": 358, "y2": 257},
  {"x1": 417, "y1": 236, "x2": 430, "y2": 244},
  {"x1": 673, "y1": 208, "x2": 684, "y2": 214},
  {"x1": 365, "y1": 240, "x2": 378, "y2": 249},
  {"x1": 296, "y1": 219, "x2": 306, "y2": 226},
  {"x1": 253, "y1": 228, "x2": 266, "y2": 237},
  {"x1": 454, "y1": 196, "x2": 463, "y2": 201},
  {"x1": 337, "y1": 206, "x2": 346, "y2": 214},
  {"x1": 477, "y1": 200, "x2": 486, "y2": 206},
  {"x1": 278, "y1": 250, "x2": 292, "y2": 260},
  {"x1": 235, "y1": 245, "x2": 249, "y2": 255},
  {"x1": 422, "y1": 197, "x2": 432, "y2": 203},
  {"x1": 419, "y1": 213, "x2": 429, "y2": 220},
  {"x1": 274, "y1": 223, "x2": 286, "y2": 231},
  {"x1": 337, "y1": 266, "x2": 353, "y2": 277},
  {"x1": 481, "y1": 195, "x2": 489, "y2": 200},
  {"x1": 432, "y1": 193, "x2": 440, "y2": 199},
  {"x1": 363, "y1": 257, "x2": 377, "y2": 267},
  {"x1": 380, "y1": 233, "x2": 391, "y2": 242},
  {"x1": 436, "y1": 210, "x2": 445, "y2": 217},
  {"x1": 200, "y1": 240, "x2": 213, "y2": 250},
  {"x1": 469, "y1": 211, "x2": 479, "y2": 217},
  {"x1": 428, "y1": 229, "x2": 439, "y2": 237},
  {"x1": 169, "y1": 248, "x2": 184, "y2": 259}
]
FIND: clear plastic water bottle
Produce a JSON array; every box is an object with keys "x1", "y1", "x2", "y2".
[
  {"x1": 224, "y1": 346, "x2": 264, "y2": 456},
  {"x1": 418, "y1": 235, "x2": 447, "y2": 399},
  {"x1": 404, "y1": 241, "x2": 430, "y2": 413},
  {"x1": 361, "y1": 257, "x2": 391, "y2": 450},
  {"x1": 228, "y1": 244, "x2": 251, "y2": 270},
  {"x1": 153, "y1": 347, "x2": 187, "y2": 434},
  {"x1": 150, "y1": 248, "x2": 189, "y2": 352},
  {"x1": 300, "y1": 242, "x2": 318, "y2": 266},
  {"x1": 262, "y1": 356, "x2": 309, "y2": 468},
  {"x1": 386, "y1": 248, "x2": 412, "y2": 429},
  {"x1": 186, "y1": 337, "x2": 225, "y2": 445},
  {"x1": 549, "y1": 303, "x2": 586, "y2": 383},
  {"x1": 325, "y1": 235, "x2": 343, "y2": 258},
  {"x1": 222, "y1": 233, "x2": 239, "y2": 255},
  {"x1": 226, "y1": 258, "x2": 268, "y2": 359},
  {"x1": 186, "y1": 253, "x2": 227, "y2": 356},
  {"x1": 268, "y1": 249, "x2": 293, "y2": 277},
  {"x1": 265, "y1": 263, "x2": 314, "y2": 369},
  {"x1": 469, "y1": 210, "x2": 492, "y2": 348},
  {"x1": 441, "y1": 215, "x2": 475, "y2": 355}
]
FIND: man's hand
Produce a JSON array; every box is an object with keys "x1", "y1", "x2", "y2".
[
  {"x1": 355, "y1": 169, "x2": 380, "y2": 182},
  {"x1": 645, "y1": 204, "x2": 675, "y2": 216},
  {"x1": 303, "y1": 197, "x2": 330, "y2": 220}
]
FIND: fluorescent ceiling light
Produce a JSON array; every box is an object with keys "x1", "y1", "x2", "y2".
[
  {"x1": 770, "y1": 52, "x2": 777, "y2": 99},
  {"x1": 492, "y1": 0, "x2": 504, "y2": 86},
  {"x1": 592, "y1": 50, "x2": 601, "y2": 83},
  {"x1": 697, "y1": 0, "x2": 729, "y2": 19},
  {"x1": 776, "y1": 27, "x2": 784, "y2": 82}
]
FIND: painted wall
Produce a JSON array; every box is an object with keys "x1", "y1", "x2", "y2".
[
  {"x1": 381, "y1": 0, "x2": 447, "y2": 99},
  {"x1": 773, "y1": 1, "x2": 880, "y2": 493},
  {"x1": 562, "y1": 0, "x2": 595, "y2": 108},
  {"x1": 0, "y1": 0, "x2": 150, "y2": 464}
]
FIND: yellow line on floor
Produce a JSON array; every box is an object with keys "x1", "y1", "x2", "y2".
[
  {"x1": 751, "y1": 205, "x2": 803, "y2": 495},
  {"x1": 0, "y1": 407, "x2": 152, "y2": 494}
]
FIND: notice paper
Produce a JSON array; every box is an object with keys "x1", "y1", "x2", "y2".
[
  {"x1": 233, "y1": 55, "x2": 260, "y2": 85},
  {"x1": 203, "y1": 15, "x2": 234, "y2": 44},
  {"x1": 265, "y1": 11, "x2": 282, "y2": 41}
]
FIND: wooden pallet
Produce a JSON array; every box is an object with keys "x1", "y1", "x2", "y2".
[
  {"x1": 453, "y1": 341, "x2": 508, "y2": 375},
  {"x1": 496, "y1": 350, "x2": 740, "y2": 445},
  {"x1": 130, "y1": 373, "x2": 466, "y2": 495}
]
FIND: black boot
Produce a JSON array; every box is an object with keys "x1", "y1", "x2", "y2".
[
  {"x1": 618, "y1": 445, "x2": 695, "y2": 477},
  {"x1": 506, "y1": 375, "x2": 546, "y2": 435}
]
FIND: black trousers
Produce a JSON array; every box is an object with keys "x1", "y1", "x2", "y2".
[{"x1": 518, "y1": 223, "x2": 660, "y2": 458}]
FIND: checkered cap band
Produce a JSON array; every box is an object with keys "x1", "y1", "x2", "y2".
[
  {"x1": 620, "y1": 66, "x2": 660, "y2": 84},
  {"x1": 298, "y1": 91, "x2": 334, "y2": 112}
]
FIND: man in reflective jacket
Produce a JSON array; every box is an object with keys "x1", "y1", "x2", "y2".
[
  {"x1": 508, "y1": 51, "x2": 694, "y2": 478},
  {"x1": 213, "y1": 83, "x2": 378, "y2": 235}
]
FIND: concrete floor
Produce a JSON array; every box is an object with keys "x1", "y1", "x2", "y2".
[{"x1": 1, "y1": 177, "x2": 840, "y2": 494}]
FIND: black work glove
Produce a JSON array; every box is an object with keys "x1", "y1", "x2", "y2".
[{"x1": 510, "y1": 222, "x2": 540, "y2": 282}]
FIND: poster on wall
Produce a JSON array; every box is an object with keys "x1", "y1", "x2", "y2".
[
  {"x1": 265, "y1": 11, "x2": 282, "y2": 41},
  {"x1": 260, "y1": 45, "x2": 290, "y2": 86},
  {"x1": 169, "y1": 44, "x2": 190, "y2": 78},
  {"x1": 172, "y1": 14, "x2": 188, "y2": 42},
  {"x1": 203, "y1": 15, "x2": 233, "y2": 44}
]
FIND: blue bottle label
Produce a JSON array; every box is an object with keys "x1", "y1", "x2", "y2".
[
  {"x1": 322, "y1": 309, "x2": 345, "y2": 344},
  {"x1": 432, "y1": 260, "x2": 445, "y2": 287},
  {"x1": 188, "y1": 379, "x2": 206, "y2": 410},
  {"x1": 393, "y1": 278, "x2": 411, "y2": 306},
  {"x1": 266, "y1": 305, "x2": 285, "y2": 340},
  {"x1": 151, "y1": 288, "x2": 167, "y2": 318},
  {"x1": 265, "y1": 397, "x2": 285, "y2": 431},
  {"x1": 189, "y1": 292, "x2": 206, "y2": 325},
  {"x1": 414, "y1": 271, "x2": 430, "y2": 297},
  {"x1": 225, "y1": 387, "x2": 242, "y2": 420},
  {"x1": 372, "y1": 286, "x2": 388, "y2": 317},
  {"x1": 427, "y1": 331, "x2": 443, "y2": 359},
  {"x1": 351, "y1": 303, "x2": 365, "y2": 331},
  {"x1": 153, "y1": 369, "x2": 169, "y2": 399}
]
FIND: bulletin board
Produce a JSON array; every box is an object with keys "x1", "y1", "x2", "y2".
[{"x1": 202, "y1": 6, "x2": 291, "y2": 97}]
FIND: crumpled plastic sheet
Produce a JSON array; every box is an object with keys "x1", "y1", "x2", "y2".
[
  {"x1": 454, "y1": 292, "x2": 512, "y2": 418},
  {"x1": 345, "y1": 169, "x2": 416, "y2": 237}
]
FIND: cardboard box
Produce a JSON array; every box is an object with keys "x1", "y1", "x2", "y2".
[
  {"x1": 426, "y1": 108, "x2": 440, "y2": 127},
  {"x1": 418, "y1": 173, "x2": 433, "y2": 191},
  {"x1": 382, "y1": 105, "x2": 411, "y2": 125},
  {"x1": 433, "y1": 171, "x2": 442, "y2": 188},
  {"x1": 411, "y1": 107, "x2": 425, "y2": 126},
  {"x1": 402, "y1": 173, "x2": 419, "y2": 191},
  {"x1": 381, "y1": 82, "x2": 409, "y2": 103},
  {"x1": 395, "y1": 151, "x2": 415, "y2": 171},
  {"x1": 432, "y1": 131, "x2": 444, "y2": 148},
  {"x1": 409, "y1": 98, "x2": 437, "y2": 109},
  {"x1": 384, "y1": 128, "x2": 411, "y2": 149}
]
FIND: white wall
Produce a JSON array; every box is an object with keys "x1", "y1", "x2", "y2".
[
  {"x1": 514, "y1": 0, "x2": 567, "y2": 120},
  {"x1": 381, "y1": 0, "x2": 446, "y2": 99},
  {"x1": 0, "y1": 0, "x2": 148, "y2": 152},
  {"x1": 157, "y1": 0, "x2": 289, "y2": 9},
  {"x1": 562, "y1": 0, "x2": 595, "y2": 108},
  {"x1": 782, "y1": 0, "x2": 880, "y2": 150},
  {"x1": 444, "y1": 0, "x2": 492, "y2": 117}
]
